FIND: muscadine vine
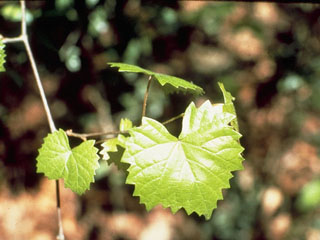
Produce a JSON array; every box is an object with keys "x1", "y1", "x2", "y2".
[
  {"x1": 0, "y1": 33, "x2": 245, "y2": 218},
  {"x1": 0, "y1": 2, "x2": 244, "y2": 239},
  {"x1": 0, "y1": 3, "x2": 245, "y2": 219},
  {"x1": 35, "y1": 62, "x2": 245, "y2": 220}
]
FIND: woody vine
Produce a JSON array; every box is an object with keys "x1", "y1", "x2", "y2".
[{"x1": 0, "y1": 1, "x2": 244, "y2": 240}]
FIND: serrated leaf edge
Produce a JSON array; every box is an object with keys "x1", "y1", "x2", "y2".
[
  {"x1": 121, "y1": 100, "x2": 244, "y2": 220},
  {"x1": 108, "y1": 62, "x2": 204, "y2": 95},
  {"x1": 37, "y1": 129, "x2": 100, "y2": 195}
]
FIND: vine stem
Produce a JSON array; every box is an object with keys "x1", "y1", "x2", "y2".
[
  {"x1": 66, "y1": 129, "x2": 123, "y2": 141},
  {"x1": 23, "y1": 35, "x2": 57, "y2": 133},
  {"x1": 2, "y1": 36, "x2": 24, "y2": 43},
  {"x1": 141, "y1": 75, "x2": 152, "y2": 121},
  {"x1": 66, "y1": 113, "x2": 183, "y2": 143},
  {"x1": 3, "y1": 1, "x2": 64, "y2": 239},
  {"x1": 69, "y1": 75, "x2": 154, "y2": 141}
]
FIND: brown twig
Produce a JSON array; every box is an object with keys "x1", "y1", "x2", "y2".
[
  {"x1": 3, "y1": 2, "x2": 62, "y2": 238},
  {"x1": 66, "y1": 129, "x2": 125, "y2": 141}
]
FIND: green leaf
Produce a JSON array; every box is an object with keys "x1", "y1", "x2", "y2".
[
  {"x1": 120, "y1": 118, "x2": 133, "y2": 132},
  {"x1": 100, "y1": 137, "x2": 129, "y2": 171},
  {"x1": 100, "y1": 118, "x2": 132, "y2": 171},
  {"x1": 218, "y1": 82, "x2": 239, "y2": 131},
  {"x1": 0, "y1": 39, "x2": 6, "y2": 72},
  {"x1": 100, "y1": 138, "x2": 119, "y2": 161},
  {"x1": 36, "y1": 129, "x2": 100, "y2": 195},
  {"x1": 108, "y1": 62, "x2": 204, "y2": 95},
  {"x1": 121, "y1": 100, "x2": 244, "y2": 219}
]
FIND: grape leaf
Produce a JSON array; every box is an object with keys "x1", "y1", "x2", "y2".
[
  {"x1": 121, "y1": 100, "x2": 244, "y2": 220},
  {"x1": 100, "y1": 137, "x2": 129, "y2": 171},
  {"x1": 100, "y1": 118, "x2": 132, "y2": 170},
  {"x1": 120, "y1": 118, "x2": 133, "y2": 132},
  {"x1": 36, "y1": 129, "x2": 100, "y2": 195},
  {"x1": 218, "y1": 82, "x2": 239, "y2": 131},
  {"x1": 0, "y1": 39, "x2": 6, "y2": 72},
  {"x1": 100, "y1": 138, "x2": 119, "y2": 161},
  {"x1": 108, "y1": 62, "x2": 204, "y2": 95}
]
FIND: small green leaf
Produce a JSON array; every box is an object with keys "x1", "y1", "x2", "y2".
[
  {"x1": 218, "y1": 82, "x2": 239, "y2": 131},
  {"x1": 36, "y1": 129, "x2": 100, "y2": 195},
  {"x1": 121, "y1": 100, "x2": 244, "y2": 219},
  {"x1": 100, "y1": 137, "x2": 129, "y2": 171},
  {"x1": 109, "y1": 62, "x2": 153, "y2": 75},
  {"x1": 120, "y1": 118, "x2": 133, "y2": 132},
  {"x1": 108, "y1": 62, "x2": 204, "y2": 95},
  {"x1": 100, "y1": 118, "x2": 133, "y2": 169},
  {"x1": 0, "y1": 39, "x2": 6, "y2": 72},
  {"x1": 100, "y1": 138, "x2": 119, "y2": 160},
  {"x1": 100, "y1": 118, "x2": 133, "y2": 170}
]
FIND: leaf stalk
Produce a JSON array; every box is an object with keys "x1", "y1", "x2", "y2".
[
  {"x1": 142, "y1": 75, "x2": 153, "y2": 121},
  {"x1": 66, "y1": 129, "x2": 124, "y2": 141}
]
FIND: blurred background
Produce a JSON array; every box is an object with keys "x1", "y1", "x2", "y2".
[{"x1": 1, "y1": 1, "x2": 320, "y2": 239}]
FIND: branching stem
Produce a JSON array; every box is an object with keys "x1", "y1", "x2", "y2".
[
  {"x1": 142, "y1": 75, "x2": 152, "y2": 121},
  {"x1": 2, "y1": 36, "x2": 24, "y2": 43},
  {"x1": 24, "y1": 36, "x2": 57, "y2": 132},
  {"x1": 67, "y1": 112, "x2": 184, "y2": 143},
  {"x1": 67, "y1": 111, "x2": 185, "y2": 143},
  {"x1": 2, "y1": 1, "x2": 63, "y2": 239},
  {"x1": 66, "y1": 129, "x2": 124, "y2": 141}
]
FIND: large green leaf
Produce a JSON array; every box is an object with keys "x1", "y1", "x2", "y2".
[
  {"x1": 0, "y1": 39, "x2": 6, "y2": 72},
  {"x1": 108, "y1": 62, "x2": 204, "y2": 95},
  {"x1": 121, "y1": 100, "x2": 244, "y2": 219},
  {"x1": 36, "y1": 129, "x2": 100, "y2": 194}
]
